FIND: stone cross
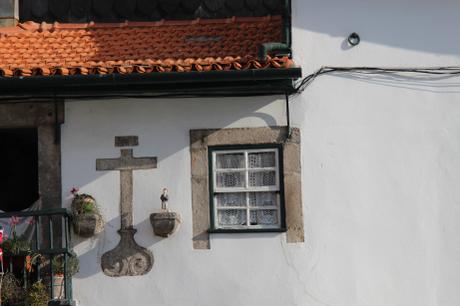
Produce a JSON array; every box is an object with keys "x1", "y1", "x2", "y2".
[{"x1": 96, "y1": 136, "x2": 156, "y2": 277}]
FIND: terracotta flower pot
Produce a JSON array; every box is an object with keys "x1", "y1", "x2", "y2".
[
  {"x1": 72, "y1": 213, "x2": 103, "y2": 237},
  {"x1": 52, "y1": 275, "x2": 65, "y2": 300}
]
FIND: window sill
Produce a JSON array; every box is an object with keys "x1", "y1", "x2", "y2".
[{"x1": 208, "y1": 228, "x2": 287, "y2": 234}]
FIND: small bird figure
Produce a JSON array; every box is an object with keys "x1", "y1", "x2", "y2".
[{"x1": 160, "y1": 188, "x2": 169, "y2": 211}]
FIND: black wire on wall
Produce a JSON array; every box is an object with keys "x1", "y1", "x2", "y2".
[
  {"x1": 2, "y1": 66, "x2": 460, "y2": 103},
  {"x1": 294, "y1": 66, "x2": 460, "y2": 94}
]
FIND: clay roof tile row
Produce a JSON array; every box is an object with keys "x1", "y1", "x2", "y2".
[{"x1": 0, "y1": 16, "x2": 294, "y2": 78}]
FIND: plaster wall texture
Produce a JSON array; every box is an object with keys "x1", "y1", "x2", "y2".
[{"x1": 62, "y1": 0, "x2": 460, "y2": 305}]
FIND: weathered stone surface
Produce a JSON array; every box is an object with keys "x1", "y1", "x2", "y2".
[
  {"x1": 38, "y1": 125, "x2": 62, "y2": 210},
  {"x1": 73, "y1": 213, "x2": 104, "y2": 237},
  {"x1": 286, "y1": 128, "x2": 301, "y2": 144},
  {"x1": 191, "y1": 175, "x2": 210, "y2": 250},
  {"x1": 0, "y1": 19, "x2": 17, "y2": 26},
  {"x1": 115, "y1": 136, "x2": 139, "y2": 147},
  {"x1": 97, "y1": 139, "x2": 157, "y2": 276},
  {"x1": 190, "y1": 148, "x2": 208, "y2": 177},
  {"x1": 190, "y1": 126, "x2": 289, "y2": 149},
  {"x1": 0, "y1": 0, "x2": 18, "y2": 27},
  {"x1": 284, "y1": 172, "x2": 304, "y2": 243},
  {"x1": 96, "y1": 149, "x2": 157, "y2": 171},
  {"x1": 283, "y1": 142, "x2": 301, "y2": 174},
  {"x1": 150, "y1": 212, "x2": 181, "y2": 237},
  {"x1": 190, "y1": 126, "x2": 304, "y2": 248},
  {"x1": 101, "y1": 228, "x2": 153, "y2": 277},
  {"x1": 0, "y1": 102, "x2": 64, "y2": 128}
]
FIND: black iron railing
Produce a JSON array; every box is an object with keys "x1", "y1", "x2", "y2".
[{"x1": 0, "y1": 208, "x2": 75, "y2": 306}]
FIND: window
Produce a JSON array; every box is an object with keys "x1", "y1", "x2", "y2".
[
  {"x1": 209, "y1": 145, "x2": 286, "y2": 232},
  {"x1": 0, "y1": 128, "x2": 39, "y2": 211},
  {"x1": 190, "y1": 127, "x2": 303, "y2": 249}
]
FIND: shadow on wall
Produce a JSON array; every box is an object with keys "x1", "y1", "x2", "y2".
[
  {"x1": 73, "y1": 216, "x2": 160, "y2": 279},
  {"x1": 62, "y1": 96, "x2": 286, "y2": 278},
  {"x1": 61, "y1": 96, "x2": 281, "y2": 194},
  {"x1": 293, "y1": 0, "x2": 460, "y2": 56}
]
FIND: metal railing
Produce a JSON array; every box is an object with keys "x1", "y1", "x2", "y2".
[{"x1": 0, "y1": 208, "x2": 75, "y2": 306}]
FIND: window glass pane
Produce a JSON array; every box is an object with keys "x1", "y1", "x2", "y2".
[
  {"x1": 249, "y1": 192, "x2": 277, "y2": 207},
  {"x1": 216, "y1": 153, "x2": 245, "y2": 169},
  {"x1": 216, "y1": 171, "x2": 245, "y2": 188},
  {"x1": 216, "y1": 193, "x2": 246, "y2": 207},
  {"x1": 248, "y1": 170, "x2": 276, "y2": 187},
  {"x1": 248, "y1": 152, "x2": 276, "y2": 168},
  {"x1": 218, "y1": 209, "x2": 247, "y2": 226},
  {"x1": 250, "y1": 210, "x2": 278, "y2": 225}
]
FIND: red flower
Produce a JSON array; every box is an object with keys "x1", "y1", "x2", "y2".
[
  {"x1": 25, "y1": 255, "x2": 32, "y2": 272},
  {"x1": 9, "y1": 216, "x2": 19, "y2": 226},
  {"x1": 70, "y1": 187, "x2": 80, "y2": 195}
]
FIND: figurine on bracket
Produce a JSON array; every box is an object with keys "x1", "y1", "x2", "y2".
[{"x1": 150, "y1": 188, "x2": 181, "y2": 238}]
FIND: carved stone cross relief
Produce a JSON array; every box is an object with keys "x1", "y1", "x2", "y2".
[{"x1": 96, "y1": 136, "x2": 156, "y2": 277}]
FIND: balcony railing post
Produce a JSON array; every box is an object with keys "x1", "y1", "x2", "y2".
[
  {"x1": 34, "y1": 215, "x2": 41, "y2": 280},
  {"x1": 64, "y1": 252, "x2": 68, "y2": 299},
  {"x1": 64, "y1": 215, "x2": 69, "y2": 249},
  {"x1": 48, "y1": 216, "x2": 54, "y2": 250},
  {"x1": 50, "y1": 254, "x2": 54, "y2": 300},
  {"x1": 23, "y1": 256, "x2": 27, "y2": 290}
]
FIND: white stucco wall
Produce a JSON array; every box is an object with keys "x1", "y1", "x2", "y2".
[{"x1": 62, "y1": 1, "x2": 460, "y2": 305}]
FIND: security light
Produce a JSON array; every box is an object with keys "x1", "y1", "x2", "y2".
[{"x1": 347, "y1": 32, "x2": 360, "y2": 46}]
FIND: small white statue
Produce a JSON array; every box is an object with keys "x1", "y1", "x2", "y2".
[{"x1": 160, "y1": 188, "x2": 169, "y2": 211}]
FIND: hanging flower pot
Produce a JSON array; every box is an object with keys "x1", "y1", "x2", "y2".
[
  {"x1": 70, "y1": 188, "x2": 104, "y2": 238},
  {"x1": 72, "y1": 213, "x2": 103, "y2": 238},
  {"x1": 52, "y1": 275, "x2": 65, "y2": 300},
  {"x1": 51, "y1": 253, "x2": 79, "y2": 300}
]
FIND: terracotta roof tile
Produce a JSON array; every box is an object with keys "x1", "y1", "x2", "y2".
[{"x1": 0, "y1": 15, "x2": 294, "y2": 78}]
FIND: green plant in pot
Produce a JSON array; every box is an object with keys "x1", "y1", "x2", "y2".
[
  {"x1": 51, "y1": 253, "x2": 79, "y2": 300},
  {"x1": 0, "y1": 217, "x2": 32, "y2": 256},
  {"x1": 71, "y1": 188, "x2": 104, "y2": 237}
]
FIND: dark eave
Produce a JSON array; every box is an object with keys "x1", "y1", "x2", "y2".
[
  {"x1": 19, "y1": 0, "x2": 286, "y2": 23},
  {"x1": 0, "y1": 68, "x2": 302, "y2": 102}
]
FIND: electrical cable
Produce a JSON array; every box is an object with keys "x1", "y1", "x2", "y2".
[
  {"x1": 3, "y1": 66, "x2": 459, "y2": 103},
  {"x1": 294, "y1": 66, "x2": 460, "y2": 94}
]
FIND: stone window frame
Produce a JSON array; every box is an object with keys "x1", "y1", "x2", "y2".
[
  {"x1": 190, "y1": 126, "x2": 304, "y2": 250},
  {"x1": 0, "y1": 102, "x2": 64, "y2": 210}
]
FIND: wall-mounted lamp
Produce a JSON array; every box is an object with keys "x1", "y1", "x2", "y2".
[{"x1": 347, "y1": 32, "x2": 360, "y2": 47}]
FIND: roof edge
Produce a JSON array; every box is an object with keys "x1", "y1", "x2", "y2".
[{"x1": 0, "y1": 67, "x2": 302, "y2": 100}]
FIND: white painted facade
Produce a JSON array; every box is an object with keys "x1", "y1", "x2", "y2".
[{"x1": 62, "y1": 1, "x2": 460, "y2": 305}]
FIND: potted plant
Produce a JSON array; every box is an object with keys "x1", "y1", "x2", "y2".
[
  {"x1": 0, "y1": 217, "x2": 43, "y2": 306},
  {"x1": 70, "y1": 188, "x2": 104, "y2": 237},
  {"x1": 0, "y1": 217, "x2": 32, "y2": 256},
  {"x1": 51, "y1": 253, "x2": 79, "y2": 300},
  {"x1": 25, "y1": 281, "x2": 49, "y2": 306},
  {"x1": 0, "y1": 272, "x2": 24, "y2": 305}
]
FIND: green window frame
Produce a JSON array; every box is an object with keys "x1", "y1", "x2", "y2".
[{"x1": 208, "y1": 144, "x2": 286, "y2": 233}]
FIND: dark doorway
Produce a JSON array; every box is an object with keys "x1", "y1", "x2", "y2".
[{"x1": 0, "y1": 128, "x2": 39, "y2": 212}]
